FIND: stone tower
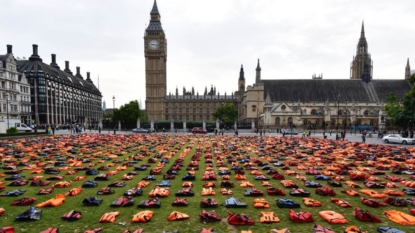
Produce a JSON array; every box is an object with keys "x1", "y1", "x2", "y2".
[
  {"x1": 145, "y1": 0, "x2": 167, "y2": 121},
  {"x1": 238, "y1": 65, "x2": 245, "y2": 97},
  {"x1": 255, "y1": 59, "x2": 261, "y2": 84},
  {"x1": 405, "y1": 58, "x2": 411, "y2": 80},
  {"x1": 350, "y1": 22, "x2": 373, "y2": 81}
]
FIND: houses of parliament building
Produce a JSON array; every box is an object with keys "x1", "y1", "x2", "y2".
[{"x1": 145, "y1": 0, "x2": 412, "y2": 130}]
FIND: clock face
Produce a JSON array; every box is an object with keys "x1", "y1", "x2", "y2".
[{"x1": 148, "y1": 40, "x2": 159, "y2": 50}]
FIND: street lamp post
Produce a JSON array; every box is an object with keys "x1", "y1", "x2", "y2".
[
  {"x1": 112, "y1": 95, "x2": 115, "y2": 134},
  {"x1": 336, "y1": 93, "x2": 340, "y2": 140},
  {"x1": 5, "y1": 94, "x2": 9, "y2": 130}
]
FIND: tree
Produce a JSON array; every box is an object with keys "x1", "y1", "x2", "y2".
[
  {"x1": 212, "y1": 103, "x2": 237, "y2": 124},
  {"x1": 113, "y1": 100, "x2": 147, "y2": 128},
  {"x1": 385, "y1": 74, "x2": 415, "y2": 129}
]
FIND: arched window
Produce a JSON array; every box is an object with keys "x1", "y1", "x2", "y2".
[
  {"x1": 288, "y1": 117, "x2": 292, "y2": 126},
  {"x1": 303, "y1": 119, "x2": 308, "y2": 125},
  {"x1": 338, "y1": 110, "x2": 343, "y2": 116},
  {"x1": 364, "y1": 110, "x2": 369, "y2": 116},
  {"x1": 311, "y1": 109, "x2": 318, "y2": 115},
  {"x1": 370, "y1": 119, "x2": 374, "y2": 126},
  {"x1": 281, "y1": 105, "x2": 286, "y2": 110},
  {"x1": 275, "y1": 117, "x2": 280, "y2": 125},
  {"x1": 316, "y1": 119, "x2": 320, "y2": 126}
]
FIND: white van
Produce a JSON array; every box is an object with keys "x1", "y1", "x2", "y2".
[{"x1": 14, "y1": 123, "x2": 33, "y2": 132}]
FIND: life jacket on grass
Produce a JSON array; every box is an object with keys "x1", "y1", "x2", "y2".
[
  {"x1": 200, "y1": 228, "x2": 217, "y2": 233},
  {"x1": 319, "y1": 210, "x2": 347, "y2": 224},
  {"x1": 202, "y1": 187, "x2": 216, "y2": 196},
  {"x1": 137, "y1": 198, "x2": 161, "y2": 208},
  {"x1": 270, "y1": 229, "x2": 291, "y2": 233},
  {"x1": 354, "y1": 207, "x2": 381, "y2": 222},
  {"x1": 330, "y1": 198, "x2": 352, "y2": 208},
  {"x1": 360, "y1": 197, "x2": 387, "y2": 207},
  {"x1": 98, "y1": 187, "x2": 116, "y2": 195},
  {"x1": 168, "y1": 211, "x2": 189, "y2": 221},
  {"x1": 344, "y1": 225, "x2": 368, "y2": 233},
  {"x1": 10, "y1": 196, "x2": 36, "y2": 206},
  {"x1": 253, "y1": 198, "x2": 270, "y2": 208},
  {"x1": 313, "y1": 224, "x2": 336, "y2": 233},
  {"x1": 40, "y1": 228, "x2": 59, "y2": 233},
  {"x1": 303, "y1": 198, "x2": 322, "y2": 207},
  {"x1": 288, "y1": 209, "x2": 313, "y2": 223},
  {"x1": 132, "y1": 210, "x2": 154, "y2": 223},
  {"x1": 36, "y1": 194, "x2": 65, "y2": 207},
  {"x1": 0, "y1": 226, "x2": 14, "y2": 233},
  {"x1": 384, "y1": 210, "x2": 415, "y2": 225},
  {"x1": 384, "y1": 197, "x2": 407, "y2": 207},
  {"x1": 260, "y1": 211, "x2": 280, "y2": 223},
  {"x1": 227, "y1": 211, "x2": 254, "y2": 225},
  {"x1": 65, "y1": 187, "x2": 82, "y2": 196},
  {"x1": 61, "y1": 209, "x2": 82, "y2": 221},
  {"x1": 220, "y1": 188, "x2": 233, "y2": 195},
  {"x1": 172, "y1": 198, "x2": 188, "y2": 206},
  {"x1": 110, "y1": 196, "x2": 134, "y2": 207},
  {"x1": 267, "y1": 187, "x2": 285, "y2": 196},
  {"x1": 182, "y1": 181, "x2": 193, "y2": 187},
  {"x1": 99, "y1": 211, "x2": 119, "y2": 223},
  {"x1": 200, "y1": 209, "x2": 221, "y2": 222},
  {"x1": 200, "y1": 198, "x2": 218, "y2": 207}
]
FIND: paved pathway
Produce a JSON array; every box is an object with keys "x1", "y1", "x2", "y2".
[{"x1": 51, "y1": 128, "x2": 414, "y2": 147}]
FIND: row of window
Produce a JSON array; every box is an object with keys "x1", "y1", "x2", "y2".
[
  {"x1": 165, "y1": 108, "x2": 210, "y2": 114},
  {"x1": 252, "y1": 104, "x2": 378, "y2": 116},
  {"x1": 274, "y1": 117, "x2": 377, "y2": 126},
  {"x1": 166, "y1": 115, "x2": 211, "y2": 121}
]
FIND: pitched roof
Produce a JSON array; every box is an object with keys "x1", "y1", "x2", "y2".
[
  {"x1": 263, "y1": 79, "x2": 411, "y2": 103},
  {"x1": 16, "y1": 60, "x2": 101, "y2": 96}
]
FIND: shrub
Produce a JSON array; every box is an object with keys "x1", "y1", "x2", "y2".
[{"x1": 6, "y1": 127, "x2": 18, "y2": 134}]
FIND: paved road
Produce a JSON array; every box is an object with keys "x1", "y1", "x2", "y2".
[{"x1": 51, "y1": 128, "x2": 414, "y2": 147}]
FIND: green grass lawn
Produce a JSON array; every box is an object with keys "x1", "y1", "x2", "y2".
[{"x1": 1, "y1": 134, "x2": 415, "y2": 233}]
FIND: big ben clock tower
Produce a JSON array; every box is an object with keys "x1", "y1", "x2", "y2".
[{"x1": 145, "y1": 0, "x2": 167, "y2": 121}]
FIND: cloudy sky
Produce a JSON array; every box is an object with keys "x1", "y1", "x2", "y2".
[{"x1": 1, "y1": 0, "x2": 414, "y2": 108}]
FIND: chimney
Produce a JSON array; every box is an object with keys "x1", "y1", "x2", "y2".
[
  {"x1": 6, "y1": 45, "x2": 12, "y2": 54},
  {"x1": 64, "y1": 61, "x2": 73, "y2": 74},
  {"x1": 33, "y1": 44, "x2": 38, "y2": 56},
  {"x1": 29, "y1": 44, "x2": 42, "y2": 61},
  {"x1": 86, "y1": 72, "x2": 93, "y2": 83},
  {"x1": 75, "y1": 66, "x2": 83, "y2": 79},
  {"x1": 50, "y1": 54, "x2": 60, "y2": 69}
]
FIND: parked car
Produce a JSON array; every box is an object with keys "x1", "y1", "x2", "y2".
[
  {"x1": 191, "y1": 127, "x2": 207, "y2": 134},
  {"x1": 132, "y1": 128, "x2": 149, "y2": 134},
  {"x1": 382, "y1": 134, "x2": 414, "y2": 145},
  {"x1": 283, "y1": 129, "x2": 298, "y2": 135}
]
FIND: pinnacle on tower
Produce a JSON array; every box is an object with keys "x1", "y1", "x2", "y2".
[
  {"x1": 239, "y1": 65, "x2": 245, "y2": 80},
  {"x1": 361, "y1": 21, "x2": 365, "y2": 38},
  {"x1": 151, "y1": 0, "x2": 159, "y2": 15},
  {"x1": 256, "y1": 59, "x2": 261, "y2": 71},
  {"x1": 265, "y1": 90, "x2": 272, "y2": 104}
]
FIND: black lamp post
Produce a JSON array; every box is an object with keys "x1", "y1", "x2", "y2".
[
  {"x1": 336, "y1": 93, "x2": 341, "y2": 140},
  {"x1": 112, "y1": 95, "x2": 116, "y2": 134},
  {"x1": 5, "y1": 94, "x2": 9, "y2": 130},
  {"x1": 343, "y1": 107, "x2": 347, "y2": 133}
]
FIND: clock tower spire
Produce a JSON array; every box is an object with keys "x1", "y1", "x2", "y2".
[{"x1": 145, "y1": 0, "x2": 167, "y2": 121}]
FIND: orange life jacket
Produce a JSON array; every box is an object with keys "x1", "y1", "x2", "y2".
[
  {"x1": 259, "y1": 211, "x2": 280, "y2": 223},
  {"x1": 167, "y1": 211, "x2": 189, "y2": 221}
]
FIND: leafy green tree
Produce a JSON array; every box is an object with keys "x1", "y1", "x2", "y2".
[
  {"x1": 113, "y1": 100, "x2": 147, "y2": 128},
  {"x1": 212, "y1": 103, "x2": 237, "y2": 124},
  {"x1": 385, "y1": 74, "x2": 415, "y2": 129}
]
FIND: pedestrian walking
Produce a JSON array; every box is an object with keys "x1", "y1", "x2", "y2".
[{"x1": 362, "y1": 132, "x2": 366, "y2": 143}]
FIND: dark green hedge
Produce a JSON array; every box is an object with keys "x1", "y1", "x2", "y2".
[{"x1": 0, "y1": 131, "x2": 48, "y2": 138}]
